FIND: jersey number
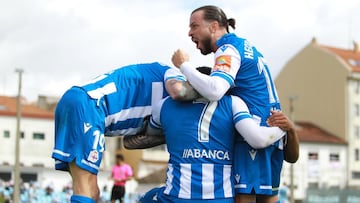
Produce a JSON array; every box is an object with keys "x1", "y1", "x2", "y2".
[
  {"x1": 198, "y1": 102, "x2": 218, "y2": 142},
  {"x1": 93, "y1": 130, "x2": 105, "y2": 152},
  {"x1": 257, "y1": 57, "x2": 279, "y2": 104}
]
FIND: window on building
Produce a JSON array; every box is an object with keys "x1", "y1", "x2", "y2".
[
  {"x1": 308, "y1": 182, "x2": 319, "y2": 189},
  {"x1": 32, "y1": 163, "x2": 45, "y2": 167},
  {"x1": 308, "y1": 152, "x2": 320, "y2": 178},
  {"x1": 352, "y1": 171, "x2": 360, "y2": 179},
  {"x1": 0, "y1": 172, "x2": 11, "y2": 182},
  {"x1": 355, "y1": 125, "x2": 360, "y2": 139},
  {"x1": 308, "y1": 152, "x2": 318, "y2": 160},
  {"x1": 329, "y1": 153, "x2": 340, "y2": 162},
  {"x1": 355, "y1": 80, "x2": 360, "y2": 94},
  {"x1": 33, "y1": 132, "x2": 45, "y2": 140},
  {"x1": 356, "y1": 149, "x2": 359, "y2": 161},
  {"x1": 20, "y1": 173, "x2": 37, "y2": 183},
  {"x1": 355, "y1": 104, "x2": 360, "y2": 117},
  {"x1": 3, "y1": 130, "x2": 10, "y2": 138},
  {"x1": 11, "y1": 131, "x2": 25, "y2": 138}
]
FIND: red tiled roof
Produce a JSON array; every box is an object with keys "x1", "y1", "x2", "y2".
[
  {"x1": 320, "y1": 45, "x2": 360, "y2": 73},
  {"x1": 0, "y1": 95, "x2": 54, "y2": 119},
  {"x1": 295, "y1": 121, "x2": 347, "y2": 145}
]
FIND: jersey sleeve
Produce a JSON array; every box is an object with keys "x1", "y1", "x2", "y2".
[
  {"x1": 164, "y1": 68, "x2": 186, "y2": 82},
  {"x1": 165, "y1": 68, "x2": 201, "y2": 101},
  {"x1": 179, "y1": 44, "x2": 240, "y2": 101},
  {"x1": 213, "y1": 44, "x2": 241, "y2": 83},
  {"x1": 180, "y1": 62, "x2": 230, "y2": 101},
  {"x1": 231, "y1": 96, "x2": 286, "y2": 149}
]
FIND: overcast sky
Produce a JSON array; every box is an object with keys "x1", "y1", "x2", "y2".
[{"x1": 1, "y1": 0, "x2": 359, "y2": 101}]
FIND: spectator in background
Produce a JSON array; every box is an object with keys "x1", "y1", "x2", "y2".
[{"x1": 109, "y1": 154, "x2": 133, "y2": 203}]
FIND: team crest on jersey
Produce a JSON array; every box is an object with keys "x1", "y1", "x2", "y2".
[
  {"x1": 220, "y1": 45, "x2": 229, "y2": 52},
  {"x1": 88, "y1": 150, "x2": 99, "y2": 163},
  {"x1": 214, "y1": 55, "x2": 231, "y2": 72}
]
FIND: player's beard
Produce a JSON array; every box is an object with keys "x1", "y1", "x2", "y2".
[{"x1": 199, "y1": 36, "x2": 213, "y2": 55}]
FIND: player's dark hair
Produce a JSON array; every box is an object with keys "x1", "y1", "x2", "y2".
[
  {"x1": 196, "y1": 66, "x2": 212, "y2": 75},
  {"x1": 192, "y1": 5, "x2": 236, "y2": 32}
]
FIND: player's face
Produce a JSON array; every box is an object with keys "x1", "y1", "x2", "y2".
[{"x1": 188, "y1": 10, "x2": 214, "y2": 55}]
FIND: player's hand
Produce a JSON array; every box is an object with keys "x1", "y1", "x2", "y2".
[
  {"x1": 267, "y1": 110, "x2": 295, "y2": 132},
  {"x1": 172, "y1": 49, "x2": 189, "y2": 68}
]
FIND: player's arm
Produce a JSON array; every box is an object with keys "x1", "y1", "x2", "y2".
[
  {"x1": 284, "y1": 128, "x2": 299, "y2": 163},
  {"x1": 165, "y1": 66, "x2": 214, "y2": 101},
  {"x1": 232, "y1": 96, "x2": 287, "y2": 149},
  {"x1": 267, "y1": 110, "x2": 299, "y2": 163},
  {"x1": 172, "y1": 47, "x2": 240, "y2": 101},
  {"x1": 165, "y1": 79, "x2": 200, "y2": 101},
  {"x1": 165, "y1": 68, "x2": 201, "y2": 101},
  {"x1": 179, "y1": 62, "x2": 230, "y2": 101}
]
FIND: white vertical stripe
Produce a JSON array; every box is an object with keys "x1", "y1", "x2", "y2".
[
  {"x1": 223, "y1": 165, "x2": 233, "y2": 198},
  {"x1": 151, "y1": 82, "x2": 163, "y2": 106},
  {"x1": 202, "y1": 164, "x2": 214, "y2": 199},
  {"x1": 179, "y1": 164, "x2": 191, "y2": 199},
  {"x1": 164, "y1": 164, "x2": 173, "y2": 195}
]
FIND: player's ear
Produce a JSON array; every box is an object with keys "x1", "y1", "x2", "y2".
[{"x1": 210, "y1": 21, "x2": 218, "y2": 33}]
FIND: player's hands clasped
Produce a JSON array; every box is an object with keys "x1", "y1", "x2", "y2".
[{"x1": 172, "y1": 49, "x2": 189, "y2": 68}]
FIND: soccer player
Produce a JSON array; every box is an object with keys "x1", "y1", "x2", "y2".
[
  {"x1": 138, "y1": 90, "x2": 294, "y2": 202},
  {"x1": 171, "y1": 5, "x2": 299, "y2": 203},
  {"x1": 51, "y1": 62, "x2": 196, "y2": 203}
]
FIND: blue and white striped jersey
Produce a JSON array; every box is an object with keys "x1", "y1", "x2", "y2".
[{"x1": 149, "y1": 95, "x2": 252, "y2": 200}]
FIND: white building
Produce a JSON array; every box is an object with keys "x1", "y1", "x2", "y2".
[
  {"x1": 281, "y1": 122, "x2": 347, "y2": 201},
  {"x1": 0, "y1": 95, "x2": 114, "y2": 192},
  {"x1": 276, "y1": 38, "x2": 360, "y2": 202}
]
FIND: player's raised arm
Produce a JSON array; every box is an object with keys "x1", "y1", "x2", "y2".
[{"x1": 172, "y1": 49, "x2": 234, "y2": 101}]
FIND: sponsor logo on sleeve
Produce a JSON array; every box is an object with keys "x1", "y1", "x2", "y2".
[{"x1": 214, "y1": 55, "x2": 231, "y2": 72}]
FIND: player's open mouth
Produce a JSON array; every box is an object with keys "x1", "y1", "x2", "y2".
[{"x1": 192, "y1": 38, "x2": 200, "y2": 48}]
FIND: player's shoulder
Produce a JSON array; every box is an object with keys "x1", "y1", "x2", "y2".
[{"x1": 216, "y1": 43, "x2": 239, "y2": 55}]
